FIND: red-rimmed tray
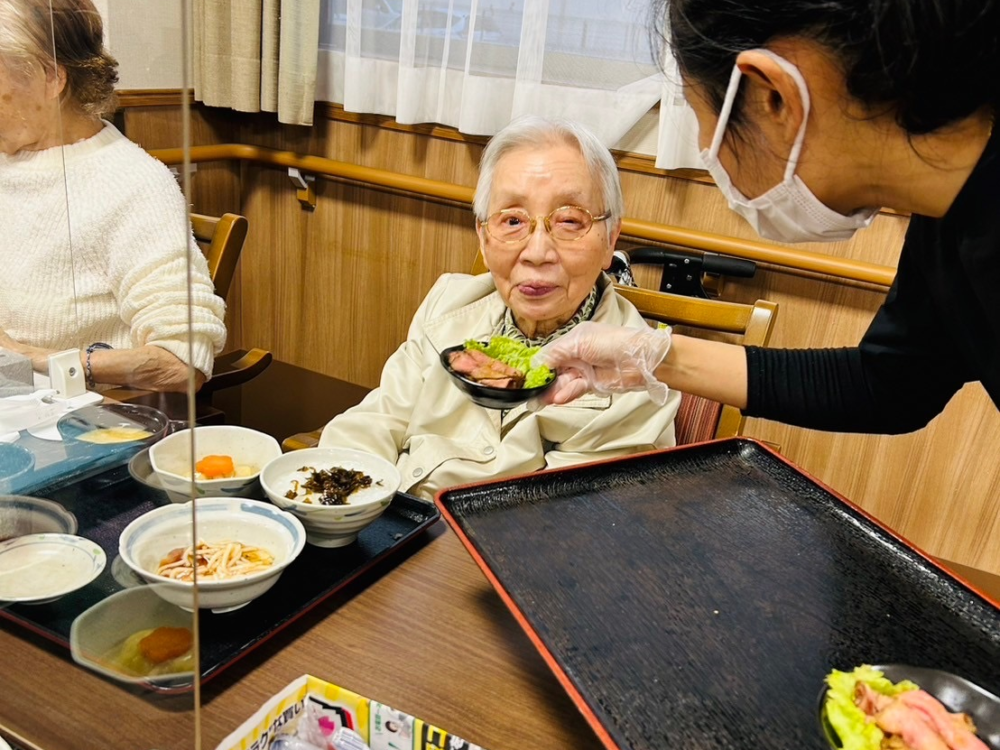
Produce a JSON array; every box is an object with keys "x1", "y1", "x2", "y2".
[{"x1": 435, "y1": 438, "x2": 1000, "y2": 750}]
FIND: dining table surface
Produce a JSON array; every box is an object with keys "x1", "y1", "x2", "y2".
[
  {"x1": 0, "y1": 363, "x2": 606, "y2": 750},
  {"x1": 2, "y1": 361, "x2": 999, "y2": 750},
  {"x1": 0, "y1": 519, "x2": 607, "y2": 750}
]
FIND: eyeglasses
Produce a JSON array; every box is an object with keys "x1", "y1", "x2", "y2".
[{"x1": 480, "y1": 205, "x2": 611, "y2": 244}]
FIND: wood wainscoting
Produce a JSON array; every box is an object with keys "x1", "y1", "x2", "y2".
[{"x1": 117, "y1": 101, "x2": 1000, "y2": 575}]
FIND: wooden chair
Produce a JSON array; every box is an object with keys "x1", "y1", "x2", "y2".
[
  {"x1": 611, "y1": 285, "x2": 777, "y2": 442},
  {"x1": 190, "y1": 213, "x2": 273, "y2": 394},
  {"x1": 191, "y1": 213, "x2": 247, "y2": 300}
]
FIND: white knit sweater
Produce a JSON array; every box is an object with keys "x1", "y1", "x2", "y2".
[{"x1": 0, "y1": 122, "x2": 226, "y2": 376}]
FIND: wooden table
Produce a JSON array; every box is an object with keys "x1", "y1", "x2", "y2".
[
  {"x1": 0, "y1": 521, "x2": 602, "y2": 750},
  {"x1": 1, "y1": 364, "x2": 596, "y2": 750},
  {"x1": 4, "y1": 529, "x2": 999, "y2": 750},
  {"x1": 4, "y1": 364, "x2": 1000, "y2": 750}
]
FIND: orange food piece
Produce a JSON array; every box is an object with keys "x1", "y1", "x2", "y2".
[
  {"x1": 138, "y1": 626, "x2": 193, "y2": 664},
  {"x1": 196, "y1": 454, "x2": 235, "y2": 479},
  {"x1": 159, "y1": 547, "x2": 185, "y2": 567}
]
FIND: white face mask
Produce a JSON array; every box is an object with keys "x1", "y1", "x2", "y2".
[{"x1": 700, "y1": 49, "x2": 878, "y2": 243}]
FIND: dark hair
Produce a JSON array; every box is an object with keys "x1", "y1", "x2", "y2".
[
  {"x1": 654, "y1": 0, "x2": 999, "y2": 135},
  {"x1": 0, "y1": 0, "x2": 119, "y2": 116}
]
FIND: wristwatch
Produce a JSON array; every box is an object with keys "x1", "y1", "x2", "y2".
[{"x1": 85, "y1": 342, "x2": 113, "y2": 388}]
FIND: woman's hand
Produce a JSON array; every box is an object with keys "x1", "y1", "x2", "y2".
[
  {"x1": 0, "y1": 329, "x2": 203, "y2": 392},
  {"x1": 533, "y1": 322, "x2": 672, "y2": 405},
  {"x1": 0, "y1": 328, "x2": 53, "y2": 372}
]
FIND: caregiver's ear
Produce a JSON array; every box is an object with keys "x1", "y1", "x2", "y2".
[{"x1": 734, "y1": 49, "x2": 807, "y2": 146}]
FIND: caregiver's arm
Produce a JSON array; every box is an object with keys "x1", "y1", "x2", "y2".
[
  {"x1": 656, "y1": 334, "x2": 748, "y2": 408},
  {"x1": 539, "y1": 245, "x2": 969, "y2": 434}
]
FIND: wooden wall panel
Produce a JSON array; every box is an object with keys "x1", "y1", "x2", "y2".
[
  {"x1": 120, "y1": 103, "x2": 1000, "y2": 574},
  {"x1": 231, "y1": 113, "x2": 483, "y2": 384},
  {"x1": 235, "y1": 166, "x2": 476, "y2": 383}
]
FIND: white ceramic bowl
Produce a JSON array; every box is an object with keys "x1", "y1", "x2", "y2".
[
  {"x1": 70, "y1": 585, "x2": 196, "y2": 690},
  {"x1": 0, "y1": 495, "x2": 77, "y2": 541},
  {"x1": 0, "y1": 533, "x2": 106, "y2": 604},
  {"x1": 260, "y1": 448, "x2": 400, "y2": 548},
  {"x1": 118, "y1": 498, "x2": 305, "y2": 614},
  {"x1": 148, "y1": 426, "x2": 282, "y2": 504}
]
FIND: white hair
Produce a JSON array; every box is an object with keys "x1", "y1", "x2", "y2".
[{"x1": 473, "y1": 116, "x2": 625, "y2": 224}]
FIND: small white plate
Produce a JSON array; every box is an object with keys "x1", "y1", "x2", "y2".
[{"x1": 0, "y1": 533, "x2": 106, "y2": 604}]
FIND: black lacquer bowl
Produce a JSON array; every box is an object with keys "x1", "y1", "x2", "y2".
[
  {"x1": 439, "y1": 343, "x2": 555, "y2": 410},
  {"x1": 818, "y1": 664, "x2": 1000, "y2": 749}
]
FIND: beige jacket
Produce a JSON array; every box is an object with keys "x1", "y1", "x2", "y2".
[{"x1": 320, "y1": 273, "x2": 680, "y2": 500}]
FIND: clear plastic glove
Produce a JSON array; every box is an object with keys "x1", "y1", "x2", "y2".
[{"x1": 532, "y1": 322, "x2": 672, "y2": 405}]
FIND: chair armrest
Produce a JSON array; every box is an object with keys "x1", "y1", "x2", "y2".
[{"x1": 200, "y1": 348, "x2": 273, "y2": 394}]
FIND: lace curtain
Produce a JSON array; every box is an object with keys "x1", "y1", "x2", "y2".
[{"x1": 315, "y1": 0, "x2": 702, "y2": 168}]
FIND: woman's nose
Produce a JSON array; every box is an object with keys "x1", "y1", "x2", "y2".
[{"x1": 518, "y1": 223, "x2": 556, "y2": 264}]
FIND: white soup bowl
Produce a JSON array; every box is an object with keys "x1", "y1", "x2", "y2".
[
  {"x1": 260, "y1": 447, "x2": 400, "y2": 548},
  {"x1": 118, "y1": 498, "x2": 305, "y2": 614}
]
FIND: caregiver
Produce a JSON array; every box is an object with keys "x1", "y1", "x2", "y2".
[{"x1": 537, "y1": 0, "x2": 1000, "y2": 434}]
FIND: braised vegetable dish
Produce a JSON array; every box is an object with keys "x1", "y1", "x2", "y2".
[{"x1": 285, "y1": 466, "x2": 374, "y2": 505}]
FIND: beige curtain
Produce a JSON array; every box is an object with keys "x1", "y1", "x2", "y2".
[{"x1": 193, "y1": 0, "x2": 321, "y2": 126}]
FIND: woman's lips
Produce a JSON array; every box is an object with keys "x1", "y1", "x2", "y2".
[{"x1": 516, "y1": 283, "x2": 557, "y2": 298}]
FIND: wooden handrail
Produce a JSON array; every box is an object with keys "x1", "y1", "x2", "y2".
[
  {"x1": 620, "y1": 218, "x2": 894, "y2": 287},
  {"x1": 151, "y1": 143, "x2": 897, "y2": 289}
]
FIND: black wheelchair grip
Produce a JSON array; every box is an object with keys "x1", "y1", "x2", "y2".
[{"x1": 701, "y1": 253, "x2": 756, "y2": 278}]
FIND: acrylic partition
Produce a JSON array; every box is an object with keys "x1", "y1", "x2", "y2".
[{"x1": 0, "y1": 1, "x2": 200, "y2": 748}]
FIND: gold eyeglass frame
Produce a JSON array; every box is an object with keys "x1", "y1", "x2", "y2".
[{"x1": 480, "y1": 205, "x2": 611, "y2": 244}]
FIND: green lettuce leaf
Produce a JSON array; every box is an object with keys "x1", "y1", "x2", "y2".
[
  {"x1": 464, "y1": 336, "x2": 554, "y2": 388},
  {"x1": 824, "y1": 665, "x2": 919, "y2": 750}
]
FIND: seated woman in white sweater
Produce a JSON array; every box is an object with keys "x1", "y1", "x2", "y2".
[
  {"x1": 0, "y1": 0, "x2": 226, "y2": 392},
  {"x1": 320, "y1": 117, "x2": 680, "y2": 500}
]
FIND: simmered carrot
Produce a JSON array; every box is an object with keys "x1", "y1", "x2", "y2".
[
  {"x1": 195, "y1": 454, "x2": 235, "y2": 479},
  {"x1": 139, "y1": 626, "x2": 193, "y2": 664}
]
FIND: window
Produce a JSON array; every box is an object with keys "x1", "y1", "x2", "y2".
[{"x1": 316, "y1": 0, "x2": 702, "y2": 168}]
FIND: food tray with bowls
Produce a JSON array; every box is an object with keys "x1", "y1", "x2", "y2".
[
  {"x1": 0, "y1": 468, "x2": 439, "y2": 693},
  {"x1": 436, "y1": 438, "x2": 1000, "y2": 750}
]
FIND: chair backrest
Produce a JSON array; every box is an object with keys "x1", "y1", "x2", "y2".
[
  {"x1": 188, "y1": 213, "x2": 273, "y2": 396},
  {"x1": 612, "y1": 285, "x2": 777, "y2": 440},
  {"x1": 470, "y1": 250, "x2": 778, "y2": 442},
  {"x1": 190, "y1": 213, "x2": 249, "y2": 299}
]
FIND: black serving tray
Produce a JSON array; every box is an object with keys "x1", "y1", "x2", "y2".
[
  {"x1": 436, "y1": 439, "x2": 1000, "y2": 750},
  {"x1": 0, "y1": 467, "x2": 439, "y2": 693}
]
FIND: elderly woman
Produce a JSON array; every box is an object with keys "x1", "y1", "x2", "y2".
[
  {"x1": 320, "y1": 116, "x2": 680, "y2": 500},
  {"x1": 0, "y1": 0, "x2": 226, "y2": 392}
]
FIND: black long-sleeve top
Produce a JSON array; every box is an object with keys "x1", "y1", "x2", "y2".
[{"x1": 745, "y1": 127, "x2": 1000, "y2": 434}]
